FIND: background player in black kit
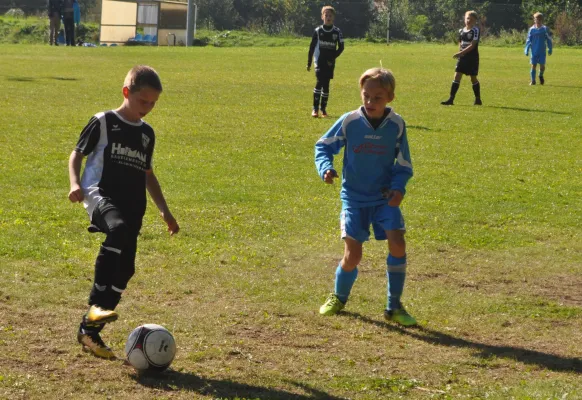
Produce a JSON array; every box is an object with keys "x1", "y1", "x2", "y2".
[
  {"x1": 441, "y1": 10, "x2": 482, "y2": 106},
  {"x1": 68, "y1": 65, "x2": 179, "y2": 359},
  {"x1": 307, "y1": 5, "x2": 344, "y2": 118}
]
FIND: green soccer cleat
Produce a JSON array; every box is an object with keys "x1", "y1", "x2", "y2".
[
  {"x1": 384, "y1": 307, "x2": 417, "y2": 327},
  {"x1": 85, "y1": 305, "x2": 119, "y2": 327},
  {"x1": 77, "y1": 330, "x2": 116, "y2": 359},
  {"x1": 319, "y1": 293, "x2": 345, "y2": 316}
]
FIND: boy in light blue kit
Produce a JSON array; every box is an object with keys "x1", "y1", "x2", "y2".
[
  {"x1": 315, "y1": 68, "x2": 416, "y2": 326},
  {"x1": 525, "y1": 12, "x2": 553, "y2": 85}
]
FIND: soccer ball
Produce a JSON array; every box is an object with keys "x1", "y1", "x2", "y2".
[{"x1": 125, "y1": 324, "x2": 176, "y2": 371}]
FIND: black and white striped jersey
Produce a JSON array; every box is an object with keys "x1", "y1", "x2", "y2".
[
  {"x1": 307, "y1": 25, "x2": 344, "y2": 74},
  {"x1": 75, "y1": 110, "x2": 155, "y2": 217},
  {"x1": 458, "y1": 26, "x2": 479, "y2": 58}
]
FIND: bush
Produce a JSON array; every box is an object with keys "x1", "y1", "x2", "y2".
[
  {"x1": 554, "y1": 11, "x2": 582, "y2": 45},
  {"x1": 5, "y1": 8, "x2": 25, "y2": 18},
  {"x1": 482, "y1": 29, "x2": 526, "y2": 47}
]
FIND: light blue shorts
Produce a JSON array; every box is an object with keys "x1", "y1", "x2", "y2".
[
  {"x1": 340, "y1": 204, "x2": 405, "y2": 243},
  {"x1": 530, "y1": 53, "x2": 547, "y2": 66}
]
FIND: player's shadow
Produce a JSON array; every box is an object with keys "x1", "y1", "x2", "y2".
[
  {"x1": 488, "y1": 105, "x2": 570, "y2": 115},
  {"x1": 343, "y1": 311, "x2": 582, "y2": 373},
  {"x1": 131, "y1": 369, "x2": 343, "y2": 399}
]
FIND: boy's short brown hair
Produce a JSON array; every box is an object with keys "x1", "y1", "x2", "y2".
[
  {"x1": 465, "y1": 10, "x2": 478, "y2": 20},
  {"x1": 123, "y1": 65, "x2": 163, "y2": 93},
  {"x1": 321, "y1": 5, "x2": 335, "y2": 16},
  {"x1": 359, "y1": 68, "x2": 396, "y2": 94},
  {"x1": 533, "y1": 12, "x2": 544, "y2": 20}
]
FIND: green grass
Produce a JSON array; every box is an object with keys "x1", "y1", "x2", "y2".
[{"x1": 0, "y1": 42, "x2": 581, "y2": 399}]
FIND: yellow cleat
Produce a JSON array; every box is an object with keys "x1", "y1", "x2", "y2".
[
  {"x1": 85, "y1": 305, "x2": 119, "y2": 326},
  {"x1": 77, "y1": 331, "x2": 116, "y2": 359}
]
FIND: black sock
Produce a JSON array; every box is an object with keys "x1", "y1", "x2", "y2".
[
  {"x1": 313, "y1": 88, "x2": 321, "y2": 110},
  {"x1": 450, "y1": 81, "x2": 460, "y2": 100},
  {"x1": 321, "y1": 92, "x2": 329, "y2": 111},
  {"x1": 472, "y1": 81, "x2": 481, "y2": 99}
]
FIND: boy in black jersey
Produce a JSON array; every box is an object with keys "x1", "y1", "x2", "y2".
[
  {"x1": 68, "y1": 65, "x2": 179, "y2": 359},
  {"x1": 441, "y1": 10, "x2": 482, "y2": 106},
  {"x1": 307, "y1": 5, "x2": 344, "y2": 118}
]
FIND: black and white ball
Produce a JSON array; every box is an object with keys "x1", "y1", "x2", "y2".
[{"x1": 125, "y1": 324, "x2": 176, "y2": 371}]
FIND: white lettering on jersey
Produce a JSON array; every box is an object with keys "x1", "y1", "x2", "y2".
[
  {"x1": 319, "y1": 40, "x2": 336, "y2": 48},
  {"x1": 111, "y1": 143, "x2": 147, "y2": 162},
  {"x1": 364, "y1": 135, "x2": 382, "y2": 140}
]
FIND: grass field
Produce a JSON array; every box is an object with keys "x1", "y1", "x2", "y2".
[{"x1": 0, "y1": 42, "x2": 581, "y2": 399}]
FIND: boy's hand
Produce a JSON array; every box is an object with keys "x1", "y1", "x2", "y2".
[
  {"x1": 161, "y1": 212, "x2": 180, "y2": 235},
  {"x1": 306, "y1": 65, "x2": 311, "y2": 71},
  {"x1": 68, "y1": 185, "x2": 84, "y2": 202},
  {"x1": 453, "y1": 52, "x2": 461, "y2": 59},
  {"x1": 383, "y1": 190, "x2": 403, "y2": 207},
  {"x1": 323, "y1": 169, "x2": 338, "y2": 184}
]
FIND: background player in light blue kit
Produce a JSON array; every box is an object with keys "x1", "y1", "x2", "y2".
[
  {"x1": 314, "y1": 67, "x2": 416, "y2": 326},
  {"x1": 525, "y1": 12, "x2": 553, "y2": 85}
]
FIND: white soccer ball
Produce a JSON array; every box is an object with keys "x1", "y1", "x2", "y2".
[{"x1": 125, "y1": 324, "x2": 176, "y2": 371}]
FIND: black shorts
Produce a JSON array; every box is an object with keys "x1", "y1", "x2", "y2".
[
  {"x1": 316, "y1": 68, "x2": 334, "y2": 80},
  {"x1": 455, "y1": 55, "x2": 479, "y2": 76},
  {"x1": 90, "y1": 198, "x2": 143, "y2": 235}
]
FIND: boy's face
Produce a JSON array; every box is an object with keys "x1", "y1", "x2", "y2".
[
  {"x1": 322, "y1": 10, "x2": 334, "y2": 25},
  {"x1": 122, "y1": 86, "x2": 160, "y2": 121},
  {"x1": 360, "y1": 80, "x2": 394, "y2": 119},
  {"x1": 534, "y1": 16, "x2": 543, "y2": 26},
  {"x1": 465, "y1": 14, "x2": 476, "y2": 27}
]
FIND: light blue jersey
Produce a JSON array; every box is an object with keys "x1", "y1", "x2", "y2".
[
  {"x1": 315, "y1": 106, "x2": 413, "y2": 208},
  {"x1": 525, "y1": 25, "x2": 552, "y2": 65}
]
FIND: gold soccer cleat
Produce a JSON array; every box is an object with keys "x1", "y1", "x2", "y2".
[
  {"x1": 77, "y1": 331, "x2": 116, "y2": 359},
  {"x1": 85, "y1": 305, "x2": 119, "y2": 326}
]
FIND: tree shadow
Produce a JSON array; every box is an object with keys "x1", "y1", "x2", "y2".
[
  {"x1": 343, "y1": 311, "x2": 581, "y2": 373},
  {"x1": 488, "y1": 105, "x2": 570, "y2": 115},
  {"x1": 130, "y1": 368, "x2": 344, "y2": 399}
]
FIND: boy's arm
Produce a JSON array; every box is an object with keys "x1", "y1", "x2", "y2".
[
  {"x1": 546, "y1": 27, "x2": 553, "y2": 55},
  {"x1": 390, "y1": 123, "x2": 413, "y2": 196},
  {"x1": 525, "y1": 28, "x2": 532, "y2": 55},
  {"x1": 315, "y1": 115, "x2": 347, "y2": 181},
  {"x1": 307, "y1": 30, "x2": 318, "y2": 71},
  {"x1": 68, "y1": 150, "x2": 84, "y2": 202},
  {"x1": 335, "y1": 29, "x2": 345, "y2": 58},
  {"x1": 146, "y1": 169, "x2": 179, "y2": 235}
]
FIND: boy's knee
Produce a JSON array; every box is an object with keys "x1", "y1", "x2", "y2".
[
  {"x1": 342, "y1": 251, "x2": 362, "y2": 271},
  {"x1": 104, "y1": 221, "x2": 130, "y2": 248}
]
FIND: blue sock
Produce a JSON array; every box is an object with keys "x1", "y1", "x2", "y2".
[
  {"x1": 386, "y1": 254, "x2": 407, "y2": 310},
  {"x1": 334, "y1": 264, "x2": 358, "y2": 303},
  {"x1": 539, "y1": 70, "x2": 544, "y2": 77},
  {"x1": 530, "y1": 69, "x2": 536, "y2": 82}
]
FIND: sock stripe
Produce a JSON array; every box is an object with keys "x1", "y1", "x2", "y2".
[
  {"x1": 111, "y1": 286, "x2": 124, "y2": 293},
  {"x1": 102, "y1": 245, "x2": 122, "y2": 254}
]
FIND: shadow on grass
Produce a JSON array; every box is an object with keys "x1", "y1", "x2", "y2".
[
  {"x1": 49, "y1": 76, "x2": 79, "y2": 81},
  {"x1": 5, "y1": 76, "x2": 79, "y2": 82},
  {"x1": 6, "y1": 76, "x2": 36, "y2": 82},
  {"x1": 344, "y1": 311, "x2": 582, "y2": 373},
  {"x1": 131, "y1": 369, "x2": 344, "y2": 399},
  {"x1": 544, "y1": 84, "x2": 582, "y2": 89},
  {"x1": 407, "y1": 125, "x2": 431, "y2": 131},
  {"x1": 488, "y1": 105, "x2": 571, "y2": 115}
]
